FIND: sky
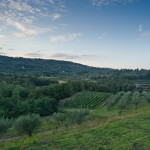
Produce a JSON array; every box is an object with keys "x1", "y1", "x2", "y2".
[{"x1": 0, "y1": 0, "x2": 150, "y2": 69}]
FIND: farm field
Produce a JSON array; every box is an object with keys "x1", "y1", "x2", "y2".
[
  {"x1": 1, "y1": 106, "x2": 150, "y2": 150},
  {"x1": 63, "y1": 92, "x2": 111, "y2": 109},
  {"x1": 1, "y1": 91, "x2": 150, "y2": 150}
]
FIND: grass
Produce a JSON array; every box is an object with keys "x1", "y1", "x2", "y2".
[
  {"x1": 1, "y1": 96, "x2": 150, "y2": 150},
  {"x1": 1, "y1": 110, "x2": 150, "y2": 150}
]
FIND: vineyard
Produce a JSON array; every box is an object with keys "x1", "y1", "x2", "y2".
[
  {"x1": 62, "y1": 90, "x2": 150, "y2": 113},
  {"x1": 63, "y1": 92, "x2": 111, "y2": 109}
]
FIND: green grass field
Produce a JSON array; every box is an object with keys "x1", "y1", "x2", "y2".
[{"x1": 1, "y1": 92, "x2": 150, "y2": 150}]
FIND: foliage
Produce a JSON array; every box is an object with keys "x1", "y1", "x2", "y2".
[
  {"x1": 107, "y1": 91, "x2": 124, "y2": 111},
  {"x1": 132, "y1": 91, "x2": 141, "y2": 110},
  {"x1": 142, "y1": 91, "x2": 150, "y2": 103},
  {"x1": 70, "y1": 109, "x2": 89, "y2": 125},
  {"x1": 53, "y1": 109, "x2": 89, "y2": 129},
  {"x1": 0, "y1": 55, "x2": 111, "y2": 76},
  {"x1": 118, "y1": 91, "x2": 131, "y2": 115},
  {"x1": 0, "y1": 117, "x2": 12, "y2": 137},
  {"x1": 64, "y1": 92, "x2": 110, "y2": 109},
  {"x1": 53, "y1": 112, "x2": 66, "y2": 125},
  {"x1": 2, "y1": 108, "x2": 150, "y2": 149},
  {"x1": 14, "y1": 114, "x2": 41, "y2": 137}
]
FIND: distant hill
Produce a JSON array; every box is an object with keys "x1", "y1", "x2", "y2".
[{"x1": 0, "y1": 55, "x2": 112, "y2": 76}]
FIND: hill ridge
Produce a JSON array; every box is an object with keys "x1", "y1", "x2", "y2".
[{"x1": 0, "y1": 55, "x2": 112, "y2": 76}]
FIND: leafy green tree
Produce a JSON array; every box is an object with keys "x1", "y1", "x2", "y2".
[
  {"x1": 132, "y1": 91, "x2": 140, "y2": 111},
  {"x1": 53, "y1": 112, "x2": 66, "y2": 124},
  {"x1": 70, "y1": 109, "x2": 89, "y2": 125},
  {"x1": 12, "y1": 86, "x2": 21, "y2": 99},
  {"x1": 118, "y1": 92, "x2": 131, "y2": 115},
  {"x1": 14, "y1": 114, "x2": 41, "y2": 137},
  {"x1": 142, "y1": 91, "x2": 150, "y2": 103},
  {"x1": 35, "y1": 97, "x2": 57, "y2": 116},
  {"x1": 19, "y1": 88, "x2": 29, "y2": 99},
  {"x1": 0, "y1": 98, "x2": 23, "y2": 118},
  {"x1": 0, "y1": 117, "x2": 12, "y2": 137},
  {"x1": 53, "y1": 112, "x2": 67, "y2": 130},
  {"x1": 107, "y1": 92, "x2": 125, "y2": 111}
]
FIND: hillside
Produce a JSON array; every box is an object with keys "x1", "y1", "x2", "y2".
[
  {"x1": 0, "y1": 55, "x2": 112, "y2": 76},
  {"x1": 1, "y1": 98, "x2": 150, "y2": 150}
]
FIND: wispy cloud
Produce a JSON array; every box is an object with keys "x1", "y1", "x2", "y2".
[
  {"x1": 0, "y1": 52, "x2": 5, "y2": 55},
  {"x1": 49, "y1": 53, "x2": 89, "y2": 60},
  {"x1": 49, "y1": 33, "x2": 82, "y2": 42},
  {"x1": 3, "y1": 18, "x2": 53, "y2": 39},
  {"x1": 24, "y1": 51, "x2": 44, "y2": 58},
  {"x1": 141, "y1": 31, "x2": 150, "y2": 38},
  {"x1": 8, "y1": 1, "x2": 37, "y2": 14},
  {"x1": 50, "y1": 13, "x2": 61, "y2": 20},
  {"x1": 138, "y1": 24, "x2": 143, "y2": 32},
  {"x1": 0, "y1": 35, "x2": 5, "y2": 43},
  {"x1": 0, "y1": 0, "x2": 66, "y2": 39},
  {"x1": 8, "y1": 48, "x2": 14, "y2": 51},
  {"x1": 137, "y1": 25, "x2": 150, "y2": 38},
  {"x1": 91, "y1": 0, "x2": 134, "y2": 6}
]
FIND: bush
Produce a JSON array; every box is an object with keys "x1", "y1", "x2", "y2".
[
  {"x1": 14, "y1": 114, "x2": 41, "y2": 137},
  {"x1": 0, "y1": 117, "x2": 12, "y2": 137},
  {"x1": 70, "y1": 109, "x2": 89, "y2": 125},
  {"x1": 53, "y1": 112, "x2": 66, "y2": 124}
]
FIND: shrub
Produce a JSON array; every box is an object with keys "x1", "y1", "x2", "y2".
[
  {"x1": 14, "y1": 114, "x2": 41, "y2": 137},
  {"x1": 70, "y1": 109, "x2": 89, "y2": 125},
  {"x1": 0, "y1": 117, "x2": 12, "y2": 137}
]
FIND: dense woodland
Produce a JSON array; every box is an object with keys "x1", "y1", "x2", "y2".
[{"x1": 0, "y1": 74, "x2": 135, "y2": 118}]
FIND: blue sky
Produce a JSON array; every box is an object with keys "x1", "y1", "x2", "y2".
[{"x1": 0, "y1": 0, "x2": 150, "y2": 69}]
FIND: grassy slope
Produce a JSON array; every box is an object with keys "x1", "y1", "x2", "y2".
[{"x1": 1, "y1": 101, "x2": 150, "y2": 150}]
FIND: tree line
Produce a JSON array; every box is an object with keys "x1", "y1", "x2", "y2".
[{"x1": 0, "y1": 75, "x2": 135, "y2": 118}]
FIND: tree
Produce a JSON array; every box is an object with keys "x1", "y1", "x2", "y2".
[
  {"x1": 53, "y1": 112, "x2": 67, "y2": 130},
  {"x1": 107, "y1": 95, "x2": 117, "y2": 111},
  {"x1": 53, "y1": 112, "x2": 66, "y2": 124},
  {"x1": 142, "y1": 91, "x2": 150, "y2": 103},
  {"x1": 118, "y1": 92, "x2": 131, "y2": 116},
  {"x1": 14, "y1": 114, "x2": 41, "y2": 137},
  {"x1": 70, "y1": 109, "x2": 89, "y2": 125},
  {"x1": 35, "y1": 97, "x2": 57, "y2": 116},
  {"x1": 19, "y1": 88, "x2": 29, "y2": 99},
  {"x1": 132, "y1": 91, "x2": 140, "y2": 111},
  {"x1": 0, "y1": 117, "x2": 12, "y2": 137}
]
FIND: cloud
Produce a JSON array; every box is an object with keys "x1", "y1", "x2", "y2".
[
  {"x1": 8, "y1": 1, "x2": 37, "y2": 14},
  {"x1": 5, "y1": 19, "x2": 52, "y2": 39},
  {"x1": 141, "y1": 31, "x2": 150, "y2": 38},
  {"x1": 0, "y1": 26, "x2": 6, "y2": 32},
  {"x1": 138, "y1": 25, "x2": 143, "y2": 32},
  {"x1": 0, "y1": 0, "x2": 66, "y2": 39},
  {"x1": 49, "y1": 33, "x2": 82, "y2": 42},
  {"x1": 50, "y1": 13, "x2": 61, "y2": 20},
  {"x1": 0, "y1": 35, "x2": 5, "y2": 43},
  {"x1": 91, "y1": 0, "x2": 134, "y2": 6},
  {"x1": 0, "y1": 47, "x2": 2, "y2": 50},
  {"x1": 0, "y1": 52, "x2": 5, "y2": 55},
  {"x1": 8, "y1": 48, "x2": 14, "y2": 51},
  {"x1": 49, "y1": 53, "x2": 90, "y2": 60},
  {"x1": 24, "y1": 52, "x2": 44, "y2": 58}
]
